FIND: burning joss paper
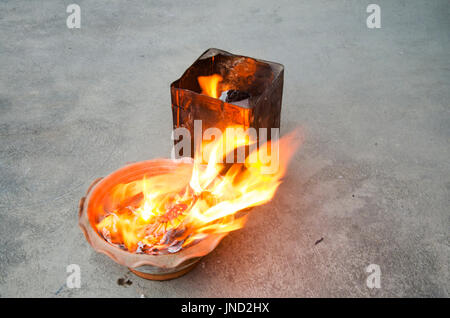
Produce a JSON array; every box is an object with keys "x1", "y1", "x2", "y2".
[{"x1": 95, "y1": 130, "x2": 300, "y2": 255}]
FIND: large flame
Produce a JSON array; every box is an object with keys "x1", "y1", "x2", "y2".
[{"x1": 95, "y1": 129, "x2": 300, "y2": 254}]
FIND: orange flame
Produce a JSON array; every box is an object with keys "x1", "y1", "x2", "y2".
[
  {"x1": 95, "y1": 128, "x2": 301, "y2": 254},
  {"x1": 198, "y1": 74, "x2": 224, "y2": 99}
]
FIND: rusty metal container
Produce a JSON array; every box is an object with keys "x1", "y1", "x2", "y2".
[{"x1": 171, "y1": 48, "x2": 284, "y2": 157}]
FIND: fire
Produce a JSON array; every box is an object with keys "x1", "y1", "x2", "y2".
[
  {"x1": 198, "y1": 74, "x2": 224, "y2": 98},
  {"x1": 95, "y1": 128, "x2": 300, "y2": 254}
]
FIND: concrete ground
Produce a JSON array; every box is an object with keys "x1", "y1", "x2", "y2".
[{"x1": 0, "y1": 0, "x2": 448, "y2": 297}]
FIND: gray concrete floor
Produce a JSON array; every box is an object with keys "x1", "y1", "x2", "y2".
[{"x1": 0, "y1": 0, "x2": 449, "y2": 297}]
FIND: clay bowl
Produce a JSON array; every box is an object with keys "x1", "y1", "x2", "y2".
[{"x1": 78, "y1": 159, "x2": 227, "y2": 280}]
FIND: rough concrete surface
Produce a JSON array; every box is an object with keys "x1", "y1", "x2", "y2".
[{"x1": 0, "y1": 0, "x2": 448, "y2": 297}]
